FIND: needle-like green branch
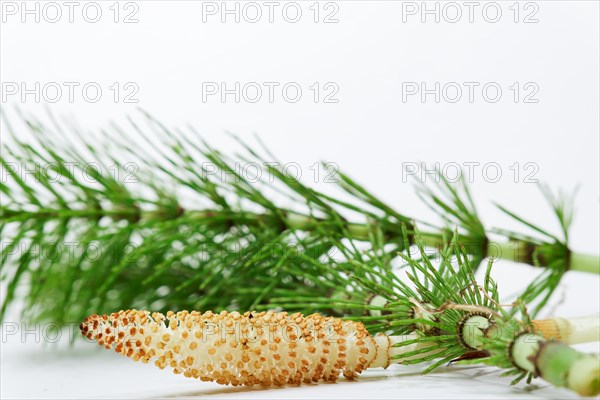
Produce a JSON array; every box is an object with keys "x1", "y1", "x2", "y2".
[{"x1": 1, "y1": 112, "x2": 597, "y2": 324}]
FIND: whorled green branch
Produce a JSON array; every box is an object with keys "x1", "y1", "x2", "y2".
[{"x1": 1, "y1": 111, "x2": 597, "y2": 325}]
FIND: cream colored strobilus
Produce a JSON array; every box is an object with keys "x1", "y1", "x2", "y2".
[
  {"x1": 81, "y1": 309, "x2": 600, "y2": 396},
  {"x1": 80, "y1": 309, "x2": 437, "y2": 386}
]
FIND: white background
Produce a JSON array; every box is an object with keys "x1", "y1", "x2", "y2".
[{"x1": 1, "y1": 0, "x2": 599, "y2": 398}]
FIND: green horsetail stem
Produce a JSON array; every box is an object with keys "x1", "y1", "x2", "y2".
[
  {"x1": 5, "y1": 208, "x2": 598, "y2": 274},
  {"x1": 460, "y1": 314, "x2": 599, "y2": 397},
  {"x1": 569, "y1": 252, "x2": 600, "y2": 274},
  {"x1": 512, "y1": 335, "x2": 599, "y2": 397}
]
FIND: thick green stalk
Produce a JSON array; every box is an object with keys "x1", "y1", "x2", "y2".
[
  {"x1": 420, "y1": 236, "x2": 599, "y2": 274},
  {"x1": 457, "y1": 315, "x2": 600, "y2": 397},
  {"x1": 570, "y1": 252, "x2": 600, "y2": 274},
  {"x1": 6, "y1": 207, "x2": 596, "y2": 273},
  {"x1": 512, "y1": 335, "x2": 599, "y2": 397}
]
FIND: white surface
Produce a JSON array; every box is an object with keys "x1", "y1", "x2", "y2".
[
  {"x1": 1, "y1": 0, "x2": 599, "y2": 398},
  {"x1": 1, "y1": 328, "x2": 599, "y2": 399}
]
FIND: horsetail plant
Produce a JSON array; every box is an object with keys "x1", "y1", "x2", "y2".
[
  {"x1": 80, "y1": 238, "x2": 599, "y2": 395},
  {"x1": 2, "y1": 111, "x2": 599, "y2": 326},
  {"x1": 376, "y1": 236, "x2": 599, "y2": 396},
  {"x1": 262, "y1": 229, "x2": 600, "y2": 343},
  {"x1": 245, "y1": 222, "x2": 600, "y2": 345}
]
